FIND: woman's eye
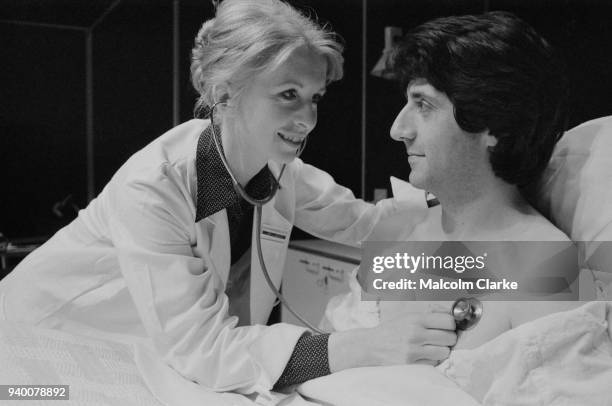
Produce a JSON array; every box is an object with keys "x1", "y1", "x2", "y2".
[{"x1": 280, "y1": 90, "x2": 298, "y2": 100}]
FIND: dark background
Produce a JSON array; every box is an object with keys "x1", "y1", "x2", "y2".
[{"x1": 2, "y1": 0, "x2": 612, "y2": 242}]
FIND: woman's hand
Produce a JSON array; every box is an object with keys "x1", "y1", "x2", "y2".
[{"x1": 328, "y1": 312, "x2": 457, "y2": 372}]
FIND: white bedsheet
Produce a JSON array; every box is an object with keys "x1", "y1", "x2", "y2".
[
  {"x1": 299, "y1": 301, "x2": 612, "y2": 406},
  {"x1": 0, "y1": 320, "x2": 163, "y2": 405},
  {"x1": 298, "y1": 364, "x2": 481, "y2": 406},
  {"x1": 0, "y1": 320, "x2": 318, "y2": 406},
  {"x1": 3, "y1": 302, "x2": 610, "y2": 405},
  {"x1": 440, "y1": 301, "x2": 612, "y2": 405}
]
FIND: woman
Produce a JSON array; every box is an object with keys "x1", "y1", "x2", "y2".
[{"x1": 0, "y1": 0, "x2": 456, "y2": 395}]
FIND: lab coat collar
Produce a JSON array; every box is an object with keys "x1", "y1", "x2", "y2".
[
  {"x1": 195, "y1": 124, "x2": 276, "y2": 222},
  {"x1": 195, "y1": 124, "x2": 235, "y2": 222}
]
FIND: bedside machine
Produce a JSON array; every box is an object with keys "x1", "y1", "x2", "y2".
[{"x1": 281, "y1": 239, "x2": 361, "y2": 328}]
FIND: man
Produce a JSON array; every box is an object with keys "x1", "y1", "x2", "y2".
[{"x1": 327, "y1": 11, "x2": 579, "y2": 350}]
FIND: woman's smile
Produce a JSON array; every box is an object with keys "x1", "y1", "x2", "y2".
[{"x1": 277, "y1": 131, "x2": 305, "y2": 147}]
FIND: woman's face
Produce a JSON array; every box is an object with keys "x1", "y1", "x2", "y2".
[{"x1": 231, "y1": 45, "x2": 328, "y2": 165}]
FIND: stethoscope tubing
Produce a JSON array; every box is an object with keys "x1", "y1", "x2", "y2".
[
  {"x1": 255, "y1": 205, "x2": 326, "y2": 334},
  {"x1": 208, "y1": 103, "x2": 323, "y2": 333},
  {"x1": 206, "y1": 103, "x2": 482, "y2": 336}
]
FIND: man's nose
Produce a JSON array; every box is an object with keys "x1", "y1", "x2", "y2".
[{"x1": 390, "y1": 104, "x2": 416, "y2": 142}]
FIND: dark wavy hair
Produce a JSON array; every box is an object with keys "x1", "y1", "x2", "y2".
[{"x1": 391, "y1": 11, "x2": 569, "y2": 186}]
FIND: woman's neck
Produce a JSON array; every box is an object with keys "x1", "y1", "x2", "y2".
[{"x1": 219, "y1": 120, "x2": 267, "y2": 185}]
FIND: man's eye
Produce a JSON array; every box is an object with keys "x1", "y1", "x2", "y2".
[
  {"x1": 414, "y1": 99, "x2": 431, "y2": 112},
  {"x1": 312, "y1": 94, "x2": 323, "y2": 104},
  {"x1": 280, "y1": 90, "x2": 298, "y2": 100}
]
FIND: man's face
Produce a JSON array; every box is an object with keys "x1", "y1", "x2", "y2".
[{"x1": 389, "y1": 79, "x2": 492, "y2": 196}]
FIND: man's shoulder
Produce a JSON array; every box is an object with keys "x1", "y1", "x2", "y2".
[{"x1": 515, "y1": 209, "x2": 570, "y2": 242}]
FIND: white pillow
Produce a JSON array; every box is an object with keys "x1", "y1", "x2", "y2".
[{"x1": 526, "y1": 116, "x2": 612, "y2": 273}]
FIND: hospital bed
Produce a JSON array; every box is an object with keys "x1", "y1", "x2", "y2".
[{"x1": 2, "y1": 117, "x2": 612, "y2": 405}]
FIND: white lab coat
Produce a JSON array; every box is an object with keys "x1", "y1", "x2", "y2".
[{"x1": 0, "y1": 119, "x2": 398, "y2": 394}]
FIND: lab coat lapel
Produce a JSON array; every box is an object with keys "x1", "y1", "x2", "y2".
[
  {"x1": 249, "y1": 200, "x2": 293, "y2": 325},
  {"x1": 203, "y1": 211, "x2": 231, "y2": 287}
]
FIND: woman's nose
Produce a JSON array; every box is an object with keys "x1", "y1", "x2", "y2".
[
  {"x1": 390, "y1": 105, "x2": 416, "y2": 142},
  {"x1": 294, "y1": 104, "x2": 318, "y2": 133}
]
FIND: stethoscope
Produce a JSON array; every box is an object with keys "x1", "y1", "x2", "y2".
[
  {"x1": 207, "y1": 102, "x2": 321, "y2": 332},
  {"x1": 206, "y1": 102, "x2": 484, "y2": 335},
  {"x1": 451, "y1": 297, "x2": 483, "y2": 331}
]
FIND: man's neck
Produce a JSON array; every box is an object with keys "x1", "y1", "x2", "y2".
[{"x1": 436, "y1": 177, "x2": 525, "y2": 240}]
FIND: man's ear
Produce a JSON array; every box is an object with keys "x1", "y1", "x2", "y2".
[{"x1": 484, "y1": 132, "x2": 498, "y2": 148}]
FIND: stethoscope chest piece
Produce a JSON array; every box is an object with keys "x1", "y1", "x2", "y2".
[{"x1": 452, "y1": 297, "x2": 483, "y2": 331}]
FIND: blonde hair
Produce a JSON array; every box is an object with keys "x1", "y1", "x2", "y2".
[{"x1": 191, "y1": 0, "x2": 344, "y2": 115}]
